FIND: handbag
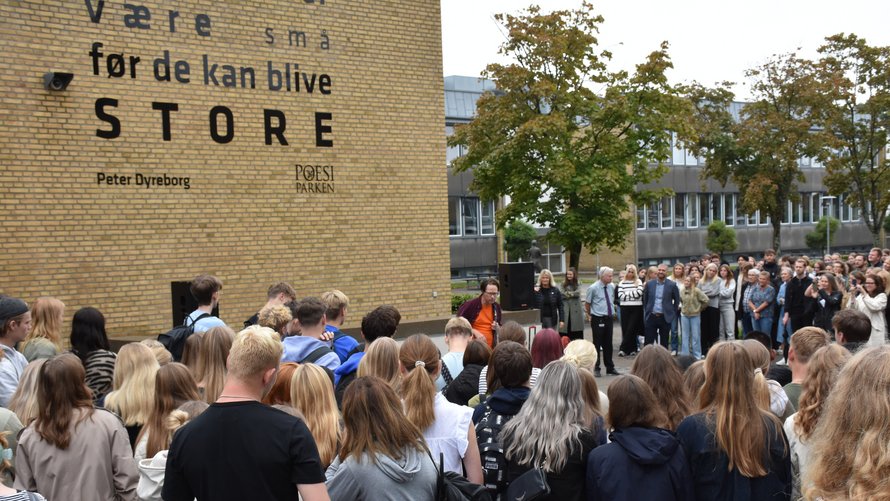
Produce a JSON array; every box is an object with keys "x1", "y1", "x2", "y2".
[
  {"x1": 504, "y1": 460, "x2": 550, "y2": 501},
  {"x1": 428, "y1": 450, "x2": 492, "y2": 501}
]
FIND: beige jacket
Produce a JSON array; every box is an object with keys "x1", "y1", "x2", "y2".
[{"x1": 15, "y1": 408, "x2": 138, "y2": 501}]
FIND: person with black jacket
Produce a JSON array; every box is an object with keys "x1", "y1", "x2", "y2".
[
  {"x1": 806, "y1": 273, "x2": 843, "y2": 335},
  {"x1": 444, "y1": 340, "x2": 491, "y2": 406},
  {"x1": 784, "y1": 259, "x2": 814, "y2": 333},
  {"x1": 534, "y1": 269, "x2": 564, "y2": 330},
  {"x1": 586, "y1": 375, "x2": 693, "y2": 501}
]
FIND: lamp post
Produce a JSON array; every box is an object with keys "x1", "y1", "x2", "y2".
[{"x1": 821, "y1": 195, "x2": 836, "y2": 255}]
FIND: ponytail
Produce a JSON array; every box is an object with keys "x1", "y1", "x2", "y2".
[
  {"x1": 752, "y1": 368, "x2": 770, "y2": 413},
  {"x1": 398, "y1": 335, "x2": 440, "y2": 431}
]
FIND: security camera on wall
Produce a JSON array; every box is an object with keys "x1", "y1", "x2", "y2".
[{"x1": 43, "y1": 72, "x2": 74, "y2": 91}]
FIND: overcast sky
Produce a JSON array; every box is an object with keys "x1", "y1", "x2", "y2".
[{"x1": 441, "y1": 0, "x2": 889, "y2": 100}]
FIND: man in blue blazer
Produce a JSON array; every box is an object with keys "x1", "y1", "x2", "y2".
[{"x1": 642, "y1": 264, "x2": 681, "y2": 349}]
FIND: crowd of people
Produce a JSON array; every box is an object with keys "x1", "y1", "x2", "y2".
[{"x1": 0, "y1": 253, "x2": 886, "y2": 500}]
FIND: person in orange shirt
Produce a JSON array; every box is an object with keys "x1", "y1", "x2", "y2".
[{"x1": 457, "y1": 279, "x2": 502, "y2": 347}]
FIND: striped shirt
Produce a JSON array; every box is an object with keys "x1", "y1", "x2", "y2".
[
  {"x1": 477, "y1": 365, "x2": 540, "y2": 395},
  {"x1": 617, "y1": 280, "x2": 643, "y2": 306},
  {"x1": 0, "y1": 492, "x2": 47, "y2": 500}
]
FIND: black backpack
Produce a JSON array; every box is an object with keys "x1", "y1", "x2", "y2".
[
  {"x1": 476, "y1": 405, "x2": 513, "y2": 498},
  {"x1": 158, "y1": 313, "x2": 210, "y2": 361}
]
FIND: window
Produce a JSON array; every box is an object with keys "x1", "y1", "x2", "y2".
[
  {"x1": 734, "y1": 195, "x2": 746, "y2": 227},
  {"x1": 711, "y1": 194, "x2": 723, "y2": 224},
  {"x1": 747, "y1": 210, "x2": 757, "y2": 226},
  {"x1": 687, "y1": 194, "x2": 699, "y2": 228},
  {"x1": 480, "y1": 200, "x2": 495, "y2": 235},
  {"x1": 674, "y1": 195, "x2": 686, "y2": 228},
  {"x1": 637, "y1": 205, "x2": 646, "y2": 229},
  {"x1": 661, "y1": 196, "x2": 673, "y2": 229},
  {"x1": 723, "y1": 193, "x2": 735, "y2": 226},
  {"x1": 461, "y1": 198, "x2": 479, "y2": 235},
  {"x1": 699, "y1": 194, "x2": 711, "y2": 226},
  {"x1": 448, "y1": 197, "x2": 460, "y2": 236},
  {"x1": 671, "y1": 133, "x2": 685, "y2": 166},
  {"x1": 542, "y1": 240, "x2": 565, "y2": 274},
  {"x1": 648, "y1": 200, "x2": 661, "y2": 229}
]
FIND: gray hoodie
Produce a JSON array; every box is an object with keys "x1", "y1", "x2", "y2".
[{"x1": 325, "y1": 447, "x2": 437, "y2": 501}]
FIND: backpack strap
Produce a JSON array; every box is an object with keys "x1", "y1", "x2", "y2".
[
  {"x1": 440, "y1": 362, "x2": 454, "y2": 385},
  {"x1": 302, "y1": 345, "x2": 334, "y2": 364},
  {"x1": 186, "y1": 312, "x2": 212, "y2": 327},
  {"x1": 345, "y1": 343, "x2": 365, "y2": 359}
]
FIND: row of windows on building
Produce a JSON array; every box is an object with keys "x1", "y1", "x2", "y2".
[
  {"x1": 637, "y1": 192, "x2": 862, "y2": 231},
  {"x1": 667, "y1": 133, "x2": 825, "y2": 169}
]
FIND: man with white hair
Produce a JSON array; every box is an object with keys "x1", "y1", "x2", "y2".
[
  {"x1": 585, "y1": 266, "x2": 618, "y2": 377},
  {"x1": 164, "y1": 326, "x2": 329, "y2": 501}
]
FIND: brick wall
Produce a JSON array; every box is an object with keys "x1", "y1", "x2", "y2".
[{"x1": 0, "y1": 0, "x2": 451, "y2": 337}]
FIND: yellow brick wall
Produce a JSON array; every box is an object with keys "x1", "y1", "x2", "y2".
[{"x1": 0, "y1": 0, "x2": 452, "y2": 338}]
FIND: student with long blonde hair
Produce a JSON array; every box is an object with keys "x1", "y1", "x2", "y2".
[
  {"x1": 357, "y1": 337, "x2": 401, "y2": 393},
  {"x1": 806, "y1": 345, "x2": 890, "y2": 500},
  {"x1": 196, "y1": 325, "x2": 234, "y2": 403},
  {"x1": 783, "y1": 345, "x2": 849, "y2": 500},
  {"x1": 135, "y1": 363, "x2": 201, "y2": 462},
  {"x1": 21, "y1": 297, "x2": 64, "y2": 362},
  {"x1": 290, "y1": 363, "x2": 341, "y2": 469},
  {"x1": 677, "y1": 342, "x2": 791, "y2": 500},
  {"x1": 104, "y1": 342, "x2": 160, "y2": 448},
  {"x1": 399, "y1": 334, "x2": 483, "y2": 483},
  {"x1": 8, "y1": 359, "x2": 46, "y2": 427}
]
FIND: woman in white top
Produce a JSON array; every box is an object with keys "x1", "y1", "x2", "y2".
[
  {"x1": 399, "y1": 334, "x2": 483, "y2": 482},
  {"x1": 849, "y1": 273, "x2": 887, "y2": 346}
]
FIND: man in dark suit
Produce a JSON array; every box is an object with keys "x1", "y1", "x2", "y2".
[{"x1": 642, "y1": 264, "x2": 681, "y2": 349}]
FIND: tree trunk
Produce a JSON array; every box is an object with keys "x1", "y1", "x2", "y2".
[
  {"x1": 771, "y1": 219, "x2": 782, "y2": 255},
  {"x1": 567, "y1": 241, "x2": 582, "y2": 271}
]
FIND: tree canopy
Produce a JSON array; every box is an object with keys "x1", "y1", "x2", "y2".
[
  {"x1": 448, "y1": 2, "x2": 692, "y2": 268},
  {"x1": 817, "y1": 34, "x2": 890, "y2": 246},
  {"x1": 682, "y1": 54, "x2": 828, "y2": 254}
]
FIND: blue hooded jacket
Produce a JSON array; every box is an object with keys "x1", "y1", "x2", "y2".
[
  {"x1": 281, "y1": 336, "x2": 340, "y2": 372},
  {"x1": 586, "y1": 427, "x2": 694, "y2": 501}
]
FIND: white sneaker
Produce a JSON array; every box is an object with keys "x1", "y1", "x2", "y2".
[{"x1": 671, "y1": 350, "x2": 678, "y2": 356}]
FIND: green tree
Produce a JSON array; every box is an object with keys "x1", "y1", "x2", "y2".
[
  {"x1": 503, "y1": 220, "x2": 538, "y2": 261},
  {"x1": 805, "y1": 217, "x2": 840, "y2": 253},
  {"x1": 817, "y1": 34, "x2": 890, "y2": 246},
  {"x1": 683, "y1": 54, "x2": 828, "y2": 254},
  {"x1": 448, "y1": 2, "x2": 692, "y2": 270},
  {"x1": 706, "y1": 220, "x2": 738, "y2": 255}
]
